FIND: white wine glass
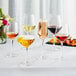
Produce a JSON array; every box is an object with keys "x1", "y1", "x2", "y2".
[{"x1": 23, "y1": 14, "x2": 36, "y2": 35}]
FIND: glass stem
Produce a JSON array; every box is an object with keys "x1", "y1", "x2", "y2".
[
  {"x1": 61, "y1": 42, "x2": 63, "y2": 47},
  {"x1": 61, "y1": 42, "x2": 63, "y2": 59},
  {"x1": 27, "y1": 32, "x2": 30, "y2": 35},
  {"x1": 53, "y1": 34, "x2": 55, "y2": 46},
  {"x1": 26, "y1": 48, "x2": 29, "y2": 65},
  {"x1": 11, "y1": 40, "x2": 13, "y2": 53},
  {"x1": 42, "y1": 40, "x2": 44, "y2": 46},
  {"x1": 11, "y1": 40, "x2": 13, "y2": 47}
]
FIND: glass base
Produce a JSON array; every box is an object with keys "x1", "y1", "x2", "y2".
[{"x1": 17, "y1": 56, "x2": 39, "y2": 67}]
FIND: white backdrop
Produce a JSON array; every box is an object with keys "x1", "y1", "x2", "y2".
[
  {"x1": 0, "y1": 0, "x2": 76, "y2": 37},
  {"x1": 63, "y1": 0, "x2": 76, "y2": 38}
]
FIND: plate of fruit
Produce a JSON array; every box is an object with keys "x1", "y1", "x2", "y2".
[{"x1": 46, "y1": 37, "x2": 76, "y2": 47}]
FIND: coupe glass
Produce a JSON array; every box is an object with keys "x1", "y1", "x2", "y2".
[
  {"x1": 6, "y1": 22, "x2": 19, "y2": 57},
  {"x1": 23, "y1": 14, "x2": 36, "y2": 34},
  {"x1": 38, "y1": 20, "x2": 48, "y2": 45},
  {"x1": 56, "y1": 24, "x2": 69, "y2": 58},
  {"x1": 17, "y1": 35, "x2": 35, "y2": 66}
]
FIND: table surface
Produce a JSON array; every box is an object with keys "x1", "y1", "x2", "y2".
[{"x1": 0, "y1": 37, "x2": 76, "y2": 68}]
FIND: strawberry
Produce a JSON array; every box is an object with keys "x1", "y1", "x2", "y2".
[{"x1": 65, "y1": 39, "x2": 72, "y2": 45}]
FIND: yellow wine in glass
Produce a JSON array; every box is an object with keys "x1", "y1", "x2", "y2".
[
  {"x1": 17, "y1": 35, "x2": 35, "y2": 65},
  {"x1": 18, "y1": 35, "x2": 35, "y2": 48},
  {"x1": 23, "y1": 25, "x2": 36, "y2": 33},
  {"x1": 23, "y1": 14, "x2": 36, "y2": 34}
]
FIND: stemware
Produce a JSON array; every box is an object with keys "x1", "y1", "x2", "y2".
[
  {"x1": 41, "y1": 15, "x2": 62, "y2": 61},
  {"x1": 23, "y1": 14, "x2": 36, "y2": 34},
  {"x1": 56, "y1": 24, "x2": 69, "y2": 58},
  {"x1": 48, "y1": 15, "x2": 62, "y2": 46},
  {"x1": 38, "y1": 20, "x2": 48, "y2": 45},
  {"x1": 6, "y1": 22, "x2": 19, "y2": 56},
  {"x1": 17, "y1": 35, "x2": 35, "y2": 66}
]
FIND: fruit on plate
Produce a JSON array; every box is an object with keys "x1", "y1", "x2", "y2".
[
  {"x1": 65, "y1": 39, "x2": 76, "y2": 46},
  {"x1": 49, "y1": 37, "x2": 76, "y2": 46},
  {"x1": 65, "y1": 39, "x2": 72, "y2": 45},
  {"x1": 71, "y1": 39, "x2": 76, "y2": 46},
  {"x1": 49, "y1": 37, "x2": 59, "y2": 43}
]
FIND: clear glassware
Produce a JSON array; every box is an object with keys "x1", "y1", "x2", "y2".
[
  {"x1": 17, "y1": 35, "x2": 35, "y2": 66},
  {"x1": 38, "y1": 20, "x2": 48, "y2": 45},
  {"x1": 41, "y1": 15, "x2": 62, "y2": 61},
  {"x1": 23, "y1": 14, "x2": 36, "y2": 35},
  {"x1": 6, "y1": 22, "x2": 19, "y2": 57},
  {"x1": 56, "y1": 24, "x2": 69, "y2": 59},
  {"x1": 48, "y1": 14, "x2": 62, "y2": 46}
]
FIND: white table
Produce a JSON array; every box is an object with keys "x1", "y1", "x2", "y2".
[
  {"x1": 0, "y1": 37, "x2": 76, "y2": 68},
  {"x1": 0, "y1": 38, "x2": 76, "y2": 76}
]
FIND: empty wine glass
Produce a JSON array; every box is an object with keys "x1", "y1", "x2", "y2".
[
  {"x1": 23, "y1": 14, "x2": 36, "y2": 35},
  {"x1": 17, "y1": 35, "x2": 35, "y2": 66},
  {"x1": 38, "y1": 20, "x2": 48, "y2": 45},
  {"x1": 56, "y1": 24, "x2": 69, "y2": 58}
]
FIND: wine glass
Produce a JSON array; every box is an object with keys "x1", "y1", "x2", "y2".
[
  {"x1": 56, "y1": 24, "x2": 69, "y2": 58},
  {"x1": 6, "y1": 22, "x2": 19, "y2": 56},
  {"x1": 42, "y1": 15, "x2": 62, "y2": 61},
  {"x1": 48, "y1": 14, "x2": 62, "y2": 46},
  {"x1": 23, "y1": 14, "x2": 36, "y2": 35},
  {"x1": 17, "y1": 35, "x2": 35, "y2": 66},
  {"x1": 38, "y1": 20, "x2": 48, "y2": 45}
]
